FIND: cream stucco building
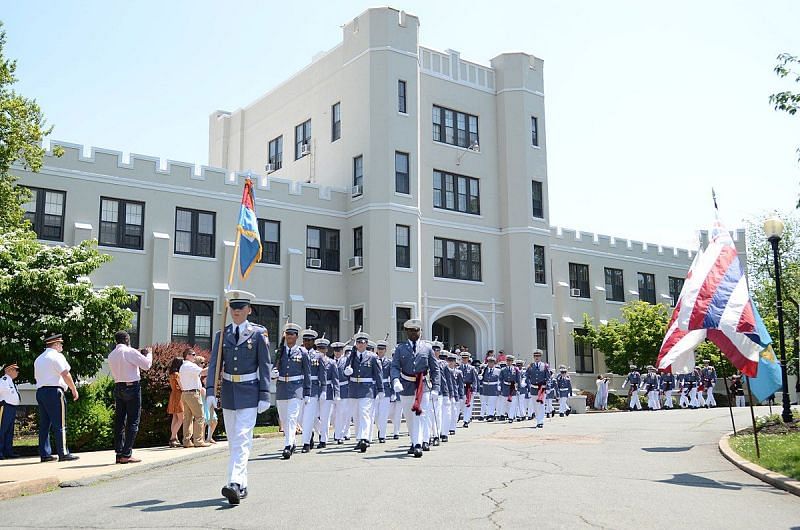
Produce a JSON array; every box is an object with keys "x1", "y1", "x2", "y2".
[{"x1": 15, "y1": 7, "x2": 733, "y2": 393}]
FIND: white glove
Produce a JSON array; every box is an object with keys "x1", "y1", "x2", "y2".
[
  {"x1": 393, "y1": 379, "x2": 403, "y2": 393},
  {"x1": 257, "y1": 400, "x2": 269, "y2": 414},
  {"x1": 320, "y1": 391, "x2": 327, "y2": 401},
  {"x1": 344, "y1": 366, "x2": 353, "y2": 376},
  {"x1": 478, "y1": 374, "x2": 483, "y2": 381},
  {"x1": 376, "y1": 392, "x2": 384, "y2": 400},
  {"x1": 206, "y1": 395, "x2": 217, "y2": 410},
  {"x1": 335, "y1": 395, "x2": 341, "y2": 401},
  {"x1": 431, "y1": 389, "x2": 439, "y2": 399},
  {"x1": 304, "y1": 396, "x2": 311, "y2": 405},
  {"x1": 271, "y1": 368, "x2": 279, "y2": 379},
  {"x1": 520, "y1": 381, "x2": 527, "y2": 388}
]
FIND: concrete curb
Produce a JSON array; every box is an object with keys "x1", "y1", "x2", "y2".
[
  {"x1": 718, "y1": 432, "x2": 800, "y2": 497},
  {"x1": 0, "y1": 476, "x2": 60, "y2": 500}
]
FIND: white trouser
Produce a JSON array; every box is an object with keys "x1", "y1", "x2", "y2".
[
  {"x1": 697, "y1": 389, "x2": 706, "y2": 407},
  {"x1": 736, "y1": 395, "x2": 746, "y2": 407},
  {"x1": 389, "y1": 399, "x2": 403, "y2": 435},
  {"x1": 705, "y1": 383, "x2": 716, "y2": 407},
  {"x1": 545, "y1": 398, "x2": 554, "y2": 414},
  {"x1": 334, "y1": 398, "x2": 352, "y2": 440},
  {"x1": 648, "y1": 391, "x2": 660, "y2": 410},
  {"x1": 400, "y1": 393, "x2": 430, "y2": 447},
  {"x1": 664, "y1": 390, "x2": 673, "y2": 408},
  {"x1": 481, "y1": 395, "x2": 497, "y2": 417},
  {"x1": 375, "y1": 396, "x2": 390, "y2": 439},
  {"x1": 679, "y1": 389, "x2": 689, "y2": 408},
  {"x1": 629, "y1": 392, "x2": 642, "y2": 410},
  {"x1": 422, "y1": 394, "x2": 435, "y2": 441},
  {"x1": 504, "y1": 396, "x2": 517, "y2": 419},
  {"x1": 558, "y1": 396, "x2": 569, "y2": 414},
  {"x1": 689, "y1": 388, "x2": 700, "y2": 407},
  {"x1": 462, "y1": 397, "x2": 473, "y2": 424},
  {"x1": 276, "y1": 399, "x2": 301, "y2": 448},
  {"x1": 353, "y1": 397, "x2": 373, "y2": 441},
  {"x1": 301, "y1": 397, "x2": 320, "y2": 444},
  {"x1": 222, "y1": 407, "x2": 257, "y2": 488},
  {"x1": 519, "y1": 396, "x2": 529, "y2": 417},
  {"x1": 533, "y1": 399, "x2": 545, "y2": 424},
  {"x1": 436, "y1": 396, "x2": 446, "y2": 436},
  {"x1": 449, "y1": 398, "x2": 458, "y2": 431},
  {"x1": 317, "y1": 399, "x2": 334, "y2": 442}
]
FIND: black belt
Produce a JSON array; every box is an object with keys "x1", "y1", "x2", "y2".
[
  {"x1": 40, "y1": 386, "x2": 65, "y2": 391},
  {"x1": 116, "y1": 381, "x2": 140, "y2": 386},
  {"x1": 182, "y1": 389, "x2": 200, "y2": 393}
]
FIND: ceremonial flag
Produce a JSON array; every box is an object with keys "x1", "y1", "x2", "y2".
[
  {"x1": 236, "y1": 178, "x2": 262, "y2": 281},
  {"x1": 743, "y1": 307, "x2": 782, "y2": 402},
  {"x1": 658, "y1": 251, "x2": 706, "y2": 373}
]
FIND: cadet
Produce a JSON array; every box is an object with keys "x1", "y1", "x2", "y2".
[
  {"x1": 622, "y1": 364, "x2": 642, "y2": 411},
  {"x1": 300, "y1": 328, "x2": 326, "y2": 453},
  {"x1": 387, "y1": 349, "x2": 404, "y2": 440},
  {"x1": 676, "y1": 373, "x2": 689, "y2": 408},
  {"x1": 343, "y1": 330, "x2": 382, "y2": 452},
  {"x1": 499, "y1": 354, "x2": 520, "y2": 423},
  {"x1": 431, "y1": 341, "x2": 450, "y2": 445},
  {"x1": 390, "y1": 319, "x2": 440, "y2": 458},
  {"x1": 206, "y1": 290, "x2": 272, "y2": 505},
  {"x1": 478, "y1": 356, "x2": 500, "y2": 421},
  {"x1": 555, "y1": 365, "x2": 573, "y2": 417},
  {"x1": 660, "y1": 370, "x2": 675, "y2": 409},
  {"x1": 315, "y1": 336, "x2": 338, "y2": 448},
  {"x1": 545, "y1": 375, "x2": 557, "y2": 418},
  {"x1": 642, "y1": 366, "x2": 660, "y2": 410},
  {"x1": 272, "y1": 322, "x2": 311, "y2": 459},
  {"x1": 448, "y1": 352, "x2": 463, "y2": 435},
  {"x1": 34, "y1": 333, "x2": 79, "y2": 462},
  {"x1": 515, "y1": 359, "x2": 528, "y2": 420},
  {"x1": 332, "y1": 342, "x2": 351, "y2": 444},
  {"x1": 701, "y1": 359, "x2": 717, "y2": 408},
  {"x1": 684, "y1": 368, "x2": 700, "y2": 409},
  {"x1": 374, "y1": 340, "x2": 392, "y2": 443},
  {"x1": 0, "y1": 362, "x2": 21, "y2": 459},
  {"x1": 693, "y1": 366, "x2": 706, "y2": 408},
  {"x1": 460, "y1": 352, "x2": 478, "y2": 427},
  {"x1": 526, "y1": 350, "x2": 551, "y2": 428}
]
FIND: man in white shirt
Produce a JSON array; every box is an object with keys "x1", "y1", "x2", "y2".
[
  {"x1": 108, "y1": 331, "x2": 153, "y2": 464},
  {"x1": 0, "y1": 362, "x2": 21, "y2": 459},
  {"x1": 34, "y1": 333, "x2": 79, "y2": 462},
  {"x1": 179, "y1": 348, "x2": 210, "y2": 448}
]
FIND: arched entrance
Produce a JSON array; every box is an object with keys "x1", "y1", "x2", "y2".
[{"x1": 428, "y1": 304, "x2": 491, "y2": 360}]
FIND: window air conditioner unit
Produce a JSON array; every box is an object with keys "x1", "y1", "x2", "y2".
[
  {"x1": 307, "y1": 258, "x2": 322, "y2": 268},
  {"x1": 351, "y1": 184, "x2": 363, "y2": 197},
  {"x1": 301, "y1": 144, "x2": 311, "y2": 156},
  {"x1": 348, "y1": 256, "x2": 363, "y2": 269},
  {"x1": 265, "y1": 163, "x2": 275, "y2": 173},
  {"x1": 570, "y1": 288, "x2": 582, "y2": 298}
]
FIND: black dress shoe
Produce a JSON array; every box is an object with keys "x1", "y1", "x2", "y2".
[
  {"x1": 337, "y1": 439, "x2": 343, "y2": 445},
  {"x1": 441, "y1": 435, "x2": 449, "y2": 442},
  {"x1": 422, "y1": 442, "x2": 430, "y2": 452},
  {"x1": 432, "y1": 437, "x2": 440, "y2": 446},
  {"x1": 413, "y1": 445, "x2": 423, "y2": 458},
  {"x1": 301, "y1": 444, "x2": 310, "y2": 453},
  {"x1": 463, "y1": 421, "x2": 469, "y2": 428},
  {"x1": 317, "y1": 442, "x2": 327, "y2": 449},
  {"x1": 477, "y1": 416, "x2": 484, "y2": 421},
  {"x1": 559, "y1": 413, "x2": 564, "y2": 417},
  {"x1": 407, "y1": 445, "x2": 415, "y2": 455},
  {"x1": 449, "y1": 430, "x2": 456, "y2": 435},
  {"x1": 40, "y1": 455, "x2": 56, "y2": 463},
  {"x1": 221, "y1": 483, "x2": 241, "y2": 505},
  {"x1": 290, "y1": 445, "x2": 296, "y2": 454},
  {"x1": 378, "y1": 438, "x2": 386, "y2": 444},
  {"x1": 240, "y1": 487, "x2": 248, "y2": 499},
  {"x1": 393, "y1": 434, "x2": 399, "y2": 440},
  {"x1": 59, "y1": 454, "x2": 79, "y2": 462},
  {"x1": 565, "y1": 409, "x2": 571, "y2": 416},
  {"x1": 358, "y1": 439, "x2": 368, "y2": 453},
  {"x1": 281, "y1": 446, "x2": 292, "y2": 460}
]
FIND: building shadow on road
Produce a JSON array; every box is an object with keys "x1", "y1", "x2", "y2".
[
  {"x1": 641, "y1": 446, "x2": 694, "y2": 453},
  {"x1": 657, "y1": 473, "x2": 781, "y2": 493},
  {"x1": 113, "y1": 498, "x2": 233, "y2": 511}
]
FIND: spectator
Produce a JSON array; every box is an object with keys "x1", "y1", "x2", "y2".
[
  {"x1": 179, "y1": 348, "x2": 210, "y2": 448},
  {"x1": 167, "y1": 357, "x2": 184, "y2": 447},
  {"x1": 107, "y1": 331, "x2": 153, "y2": 464},
  {"x1": 34, "y1": 333, "x2": 79, "y2": 462}
]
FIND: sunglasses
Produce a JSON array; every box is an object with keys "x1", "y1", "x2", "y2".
[{"x1": 356, "y1": 339, "x2": 367, "y2": 344}]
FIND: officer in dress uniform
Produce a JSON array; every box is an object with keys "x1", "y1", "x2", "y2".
[
  {"x1": 526, "y1": 350, "x2": 551, "y2": 428},
  {"x1": 479, "y1": 356, "x2": 500, "y2": 421},
  {"x1": 206, "y1": 290, "x2": 272, "y2": 505},
  {"x1": 315, "y1": 336, "x2": 339, "y2": 449},
  {"x1": 514, "y1": 359, "x2": 528, "y2": 420},
  {"x1": 332, "y1": 342, "x2": 350, "y2": 444},
  {"x1": 374, "y1": 340, "x2": 393, "y2": 443},
  {"x1": 300, "y1": 328, "x2": 327, "y2": 453},
  {"x1": 387, "y1": 346, "x2": 404, "y2": 440},
  {"x1": 622, "y1": 364, "x2": 642, "y2": 411},
  {"x1": 660, "y1": 370, "x2": 675, "y2": 409},
  {"x1": 344, "y1": 330, "x2": 383, "y2": 452},
  {"x1": 272, "y1": 322, "x2": 311, "y2": 459},
  {"x1": 430, "y1": 341, "x2": 448, "y2": 445},
  {"x1": 459, "y1": 352, "x2": 478, "y2": 428},
  {"x1": 34, "y1": 333, "x2": 79, "y2": 463},
  {"x1": 642, "y1": 366, "x2": 661, "y2": 410},
  {"x1": 499, "y1": 354, "x2": 520, "y2": 423},
  {"x1": 0, "y1": 363, "x2": 21, "y2": 459},
  {"x1": 449, "y1": 353, "x2": 464, "y2": 434},
  {"x1": 390, "y1": 319, "x2": 440, "y2": 458},
  {"x1": 684, "y1": 368, "x2": 700, "y2": 409},
  {"x1": 701, "y1": 359, "x2": 718, "y2": 408},
  {"x1": 555, "y1": 365, "x2": 573, "y2": 417}
]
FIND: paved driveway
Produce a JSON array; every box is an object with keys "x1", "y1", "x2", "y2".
[{"x1": 2, "y1": 406, "x2": 797, "y2": 529}]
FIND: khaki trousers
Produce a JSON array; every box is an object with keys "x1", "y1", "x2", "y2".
[{"x1": 181, "y1": 391, "x2": 205, "y2": 446}]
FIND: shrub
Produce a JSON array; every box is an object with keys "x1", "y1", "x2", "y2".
[{"x1": 65, "y1": 376, "x2": 115, "y2": 451}]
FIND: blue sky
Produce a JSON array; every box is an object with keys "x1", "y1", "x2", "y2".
[{"x1": 3, "y1": 1, "x2": 799, "y2": 249}]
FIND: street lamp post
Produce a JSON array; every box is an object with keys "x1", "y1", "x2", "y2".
[{"x1": 763, "y1": 214, "x2": 793, "y2": 423}]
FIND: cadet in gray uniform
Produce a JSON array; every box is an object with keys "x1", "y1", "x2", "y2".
[
  {"x1": 701, "y1": 359, "x2": 717, "y2": 408},
  {"x1": 390, "y1": 319, "x2": 440, "y2": 458},
  {"x1": 622, "y1": 365, "x2": 642, "y2": 411},
  {"x1": 332, "y1": 342, "x2": 351, "y2": 444},
  {"x1": 526, "y1": 350, "x2": 551, "y2": 427},
  {"x1": 499, "y1": 354, "x2": 520, "y2": 422},
  {"x1": 374, "y1": 340, "x2": 392, "y2": 443},
  {"x1": 642, "y1": 366, "x2": 660, "y2": 410},
  {"x1": 315, "y1": 337, "x2": 338, "y2": 448},
  {"x1": 660, "y1": 370, "x2": 675, "y2": 409},
  {"x1": 460, "y1": 352, "x2": 478, "y2": 427},
  {"x1": 555, "y1": 365, "x2": 572, "y2": 416},
  {"x1": 479, "y1": 357, "x2": 500, "y2": 421},
  {"x1": 448, "y1": 353, "x2": 463, "y2": 434},
  {"x1": 344, "y1": 330, "x2": 383, "y2": 452},
  {"x1": 436, "y1": 346, "x2": 454, "y2": 443},
  {"x1": 206, "y1": 290, "x2": 272, "y2": 505},
  {"x1": 514, "y1": 359, "x2": 528, "y2": 420},
  {"x1": 272, "y1": 322, "x2": 311, "y2": 460},
  {"x1": 300, "y1": 328, "x2": 327, "y2": 453}
]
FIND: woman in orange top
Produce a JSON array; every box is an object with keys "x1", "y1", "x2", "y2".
[{"x1": 167, "y1": 357, "x2": 184, "y2": 447}]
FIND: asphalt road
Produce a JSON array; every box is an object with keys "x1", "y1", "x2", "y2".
[{"x1": 3, "y1": 406, "x2": 798, "y2": 529}]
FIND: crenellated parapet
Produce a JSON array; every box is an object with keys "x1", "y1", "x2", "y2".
[{"x1": 550, "y1": 225, "x2": 699, "y2": 264}]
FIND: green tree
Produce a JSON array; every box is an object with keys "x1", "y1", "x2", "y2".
[
  {"x1": 769, "y1": 52, "x2": 800, "y2": 208},
  {"x1": 574, "y1": 301, "x2": 670, "y2": 375},
  {"x1": 0, "y1": 22, "x2": 132, "y2": 382}
]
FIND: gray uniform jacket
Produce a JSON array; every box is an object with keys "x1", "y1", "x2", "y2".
[
  {"x1": 480, "y1": 366, "x2": 500, "y2": 397},
  {"x1": 556, "y1": 375, "x2": 573, "y2": 397},
  {"x1": 305, "y1": 348, "x2": 327, "y2": 398},
  {"x1": 642, "y1": 373, "x2": 660, "y2": 392},
  {"x1": 701, "y1": 367, "x2": 717, "y2": 385},
  {"x1": 378, "y1": 357, "x2": 393, "y2": 395},
  {"x1": 623, "y1": 371, "x2": 641, "y2": 390},
  {"x1": 324, "y1": 356, "x2": 340, "y2": 400},
  {"x1": 390, "y1": 340, "x2": 440, "y2": 397},
  {"x1": 527, "y1": 362, "x2": 551, "y2": 387},
  {"x1": 661, "y1": 373, "x2": 675, "y2": 391},
  {"x1": 348, "y1": 350, "x2": 382, "y2": 399},
  {"x1": 275, "y1": 343, "x2": 311, "y2": 400},
  {"x1": 207, "y1": 321, "x2": 272, "y2": 410},
  {"x1": 440, "y1": 360, "x2": 455, "y2": 397},
  {"x1": 453, "y1": 368, "x2": 465, "y2": 400},
  {"x1": 499, "y1": 366, "x2": 520, "y2": 398},
  {"x1": 336, "y1": 356, "x2": 350, "y2": 400},
  {"x1": 460, "y1": 363, "x2": 478, "y2": 395}
]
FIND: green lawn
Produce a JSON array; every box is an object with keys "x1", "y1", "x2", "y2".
[
  {"x1": 729, "y1": 431, "x2": 800, "y2": 481},
  {"x1": 253, "y1": 426, "x2": 279, "y2": 436}
]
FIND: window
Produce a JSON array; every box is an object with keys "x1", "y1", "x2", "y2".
[
  {"x1": 395, "y1": 306, "x2": 411, "y2": 343},
  {"x1": 395, "y1": 151, "x2": 410, "y2": 194},
  {"x1": 574, "y1": 328, "x2": 593, "y2": 373},
  {"x1": 432, "y1": 105, "x2": 478, "y2": 148},
  {"x1": 533, "y1": 245, "x2": 546, "y2": 284},
  {"x1": 353, "y1": 307, "x2": 363, "y2": 334},
  {"x1": 307, "y1": 226, "x2": 340, "y2": 271},
  {"x1": 396, "y1": 225, "x2": 410, "y2": 268},
  {"x1": 268, "y1": 136, "x2": 283, "y2": 170},
  {"x1": 669, "y1": 276, "x2": 685, "y2": 306},
  {"x1": 250, "y1": 304, "x2": 279, "y2": 344},
  {"x1": 531, "y1": 116, "x2": 539, "y2": 147},
  {"x1": 398, "y1": 80, "x2": 407, "y2": 113},
  {"x1": 171, "y1": 299, "x2": 213, "y2": 351},
  {"x1": 128, "y1": 295, "x2": 142, "y2": 349},
  {"x1": 22, "y1": 187, "x2": 66, "y2": 241},
  {"x1": 605, "y1": 267, "x2": 625, "y2": 302},
  {"x1": 331, "y1": 102, "x2": 341, "y2": 141},
  {"x1": 353, "y1": 155, "x2": 363, "y2": 188},
  {"x1": 175, "y1": 208, "x2": 215, "y2": 257},
  {"x1": 258, "y1": 219, "x2": 280, "y2": 265},
  {"x1": 295, "y1": 119, "x2": 311, "y2": 159},
  {"x1": 433, "y1": 170, "x2": 480, "y2": 215},
  {"x1": 353, "y1": 226, "x2": 363, "y2": 258},
  {"x1": 638, "y1": 272, "x2": 656, "y2": 304},
  {"x1": 434, "y1": 237, "x2": 481, "y2": 282},
  {"x1": 98, "y1": 197, "x2": 144, "y2": 250},
  {"x1": 536, "y1": 318, "x2": 548, "y2": 363},
  {"x1": 306, "y1": 309, "x2": 339, "y2": 342},
  {"x1": 532, "y1": 181, "x2": 544, "y2": 218},
  {"x1": 569, "y1": 263, "x2": 590, "y2": 298}
]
